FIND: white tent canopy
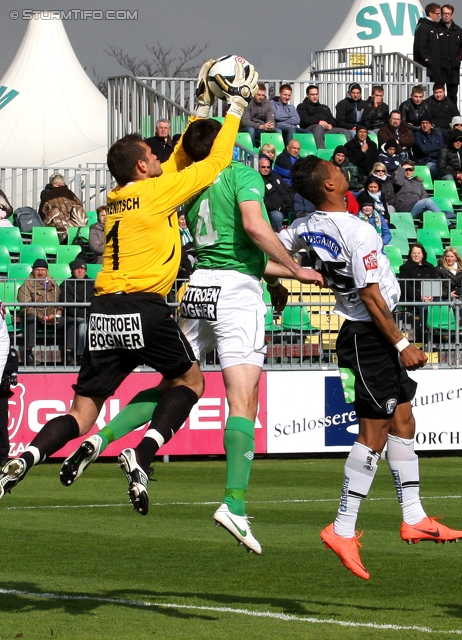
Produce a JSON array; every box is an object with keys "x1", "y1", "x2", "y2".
[
  {"x1": 0, "y1": 12, "x2": 107, "y2": 167},
  {"x1": 297, "y1": 0, "x2": 425, "y2": 80}
]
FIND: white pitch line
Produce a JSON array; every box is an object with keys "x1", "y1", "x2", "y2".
[
  {"x1": 3, "y1": 495, "x2": 462, "y2": 511},
  {"x1": 0, "y1": 587, "x2": 460, "y2": 635}
]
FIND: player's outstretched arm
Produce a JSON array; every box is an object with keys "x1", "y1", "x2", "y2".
[{"x1": 359, "y1": 283, "x2": 427, "y2": 371}]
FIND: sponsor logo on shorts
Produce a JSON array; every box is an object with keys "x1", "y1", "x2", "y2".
[
  {"x1": 386, "y1": 398, "x2": 398, "y2": 414},
  {"x1": 180, "y1": 285, "x2": 220, "y2": 321},
  {"x1": 363, "y1": 250, "x2": 378, "y2": 271},
  {"x1": 299, "y1": 232, "x2": 341, "y2": 259},
  {"x1": 88, "y1": 313, "x2": 144, "y2": 351}
]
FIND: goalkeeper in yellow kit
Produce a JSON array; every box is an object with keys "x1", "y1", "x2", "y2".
[{"x1": 0, "y1": 60, "x2": 259, "y2": 511}]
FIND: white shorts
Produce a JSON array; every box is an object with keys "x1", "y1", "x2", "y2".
[{"x1": 179, "y1": 269, "x2": 267, "y2": 370}]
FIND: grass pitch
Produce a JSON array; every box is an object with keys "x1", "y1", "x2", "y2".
[{"x1": 1, "y1": 457, "x2": 462, "y2": 639}]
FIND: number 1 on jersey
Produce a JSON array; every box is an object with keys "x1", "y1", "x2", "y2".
[
  {"x1": 106, "y1": 220, "x2": 120, "y2": 270},
  {"x1": 194, "y1": 199, "x2": 218, "y2": 247}
]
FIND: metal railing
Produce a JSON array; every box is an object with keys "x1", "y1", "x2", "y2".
[{"x1": 5, "y1": 278, "x2": 461, "y2": 371}]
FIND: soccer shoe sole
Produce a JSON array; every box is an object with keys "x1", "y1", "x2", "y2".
[
  {"x1": 59, "y1": 436, "x2": 102, "y2": 486},
  {"x1": 0, "y1": 459, "x2": 26, "y2": 499},
  {"x1": 213, "y1": 507, "x2": 262, "y2": 554},
  {"x1": 320, "y1": 524, "x2": 370, "y2": 580},
  {"x1": 118, "y1": 450, "x2": 149, "y2": 516}
]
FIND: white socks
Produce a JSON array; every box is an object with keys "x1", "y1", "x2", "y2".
[
  {"x1": 334, "y1": 441, "x2": 380, "y2": 538},
  {"x1": 387, "y1": 434, "x2": 426, "y2": 525}
]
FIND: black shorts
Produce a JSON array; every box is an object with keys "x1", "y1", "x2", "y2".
[
  {"x1": 74, "y1": 292, "x2": 196, "y2": 399},
  {"x1": 336, "y1": 320, "x2": 417, "y2": 420}
]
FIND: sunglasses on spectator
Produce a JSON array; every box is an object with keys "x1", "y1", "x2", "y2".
[
  {"x1": 375, "y1": 169, "x2": 386, "y2": 173},
  {"x1": 403, "y1": 167, "x2": 414, "y2": 172}
]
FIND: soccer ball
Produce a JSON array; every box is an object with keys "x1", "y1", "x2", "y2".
[{"x1": 207, "y1": 55, "x2": 250, "y2": 100}]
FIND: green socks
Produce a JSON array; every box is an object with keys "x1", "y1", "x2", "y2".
[
  {"x1": 96, "y1": 388, "x2": 163, "y2": 452},
  {"x1": 223, "y1": 416, "x2": 255, "y2": 517}
]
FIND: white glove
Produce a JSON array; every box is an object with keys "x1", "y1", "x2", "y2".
[
  {"x1": 195, "y1": 59, "x2": 216, "y2": 118},
  {"x1": 213, "y1": 62, "x2": 259, "y2": 119}
]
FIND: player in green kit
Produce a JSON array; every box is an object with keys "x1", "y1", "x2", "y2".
[{"x1": 60, "y1": 119, "x2": 322, "y2": 553}]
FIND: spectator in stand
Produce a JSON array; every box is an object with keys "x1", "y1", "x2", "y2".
[
  {"x1": 260, "y1": 143, "x2": 276, "y2": 163},
  {"x1": 240, "y1": 82, "x2": 279, "y2": 148},
  {"x1": 399, "y1": 242, "x2": 439, "y2": 341},
  {"x1": 331, "y1": 145, "x2": 363, "y2": 190},
  {"x1": 378, "y1": 110, "x2": 415, "y2": 157},
  {"x1": 412, "y1": 114, "x2": 445, "y2": 178},
  {"x1": 357, "y1": 197, "x2": 392, "y2": 245},
  {"x1": 271, "y1": 84, "x2": 306, "y2": 144},
  {"x1": 439, "y1": 4, "x2": 462, "y2": 105},
  {"x1": 413, "y1": 3, "x2": 443, "y2": 81},
  {"x1": 89, "y1": 205, "x2": 106, "y2": 264},
  {"x1": 144, "y1": 119, "x2": 174, "y2": 162},
  {"x1": 38, "y1": 173, "x2": 87, "y2": 243},
  {"x1": 360, "y1": 85, "x2": 389, "y2": 133},
  {"x1": 391, "y1": 161, "x2": 444, "y2": 219},
  {"x1": 356, "y1": 176, "x2": 391, "y2": 222},
  {"x1": 258, "y1": 156, "x2": 294, "y2": 231},
  {"x1": 424, "y1": 83, "x2": 460, "y2": 142},
  {"x1": 344, "y1": 124, "x2": 379, "y2": 182},
  {"x1": 378, "y1": 139, "x2": 403, "y2": 176},
  {"x1": 296, "y1": 85, "x2": 351, "y2": 149},
  {"x1": 344, "y1": 191, "x2": 360, "y2": 215},
  {"x1": 17, "y1": 259, "x2": 64, "y2": 366},
  {"x1": 369, "y1": 162, "x2": 396, "y2": 204},
  {"x1": 436, "y1": 246, "x2": 462, "y2": 298},
  {"x1": 450, "y1": 115, "x2": 462, "y2": 130},
  {"x1": 399, "y1": 85, "x2": 431, "y2": 132},
  {"x1": 437, "y1": 128, "x2": 462, "y2": 182},
  {"x1": 178, "y1": 213, "x2": 197, "y2": 275},
  {"x1": 273, "y1": 139, "x2": 301, "y2": 185},
  {"x1": 62, "y1": 259, "x2": 94, "y2": 366},
  {"x1": 335, "y1": 83, "x2": 368, "y2": 132},
  {"x1": 294, "y1": 193, "x2": 316, "y2": 218},
  {"x1": 0, "y1": 184, "x2": 13, "y2": 224}
]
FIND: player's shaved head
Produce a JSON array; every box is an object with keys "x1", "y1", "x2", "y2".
[
  {"x1": 183, "y1": 119, "x2": 222, "y2": 162},
  {"x1": 291, "y1": 156, "x2": 332, "y2": 207}
]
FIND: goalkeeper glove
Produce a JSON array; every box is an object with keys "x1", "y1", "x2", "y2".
[
  {"x1": 213, "y1": 62, "x2": 259, "y2": 119},
  {"x1": 195, "y1": 59, "x2": 216, "y2": 118}
]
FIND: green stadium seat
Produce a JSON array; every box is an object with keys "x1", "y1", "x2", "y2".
[
  {"x1": 433, "y1": 180, "x2": 462, "y2": 206},
  {"x1": 384, "y1": 245, "x2": 404, "y2": 274},
  {"x1": 236, "y1": 132, "x2": 254, "y2": 152},
  {"x1": 48, "y1": 263, "x2": 71, "y2": 283},
  {"x1": 425, "y1": 246, "x2": 438, "y2": 266},
  {"x1": 368, "y1": 132, "x2": 378, "y2": 145},
  {"x1": 417, "y1": 228, "x2": 444, "y2": 256},
  {"x1": 293, "y1": 132, "x2": 317, "y2": 156},
  {"x1": 19, "y1": 245, "x2": 47, "y2": 265},
  {"x1": 86, "y1": 263, "x2": 102, "y2": 279},
  {"x1": 67, "y1": 227, "x2": 90, "y2": 244},
  {"x1": 260, "y1": 132, "x2": 285, "y2": 155},
  {"x1": 427, "y1": 305, "x2": 456, "y2": 331},
  {"x1": 389, "y1": 212, "x2": 416, "y2": 240},
  {"x1": 317, "y1": 149, "x2": 333, "y2": 161},
  {"x1": 282, "y1": 305, "x2": 317, "y2": 332},
  {"x1": 0, "y1": 245, "x2": 11, "y2": 275},
  {"x1": 456, "y1": 212, "x2": 462, "y2": 228},
  {"x1": 56, "y1": 245, "x2": 81, "y2": 264},
  {"x1": 211, "y1": 117, "x2": 225, "y2": 124},
  {"x1": 450, "y1": 229, "x2": 462, "y2": 246},
  {"x1": 86, "y1": 211, "x2": 98, "y2": 226},
  {"x1": 431, "y1": 196, "x2": 454, "y2": 214},
  {"x1": 422, "y1": 211, "x2": 449, "y2": 240},
  {"x1": 390, "y1": 228, "x2": 410, "y2": 255},
  {"x1": 324, "y1": 133, "x2": 348, "y2": 149},
  {"x1": 0, "y1": 227, "x2": 23, "y2": 258},
  {"x1": 32, "y1": 227, "x2": 60, "y2": 258},
  {"x1": 8, "y1": 263, "x2": 32, "y2": 283},
  {"x1": 413, "y1": 165, "x2": 434, "y2": 191},
  {"x1": 265, "y1": 308, "x2": 281, "y2": 333}
]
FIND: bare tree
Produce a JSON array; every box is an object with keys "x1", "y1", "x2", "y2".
[
  {"x1": 105, "y1": 41, "x2": 210, "y2": 78},
  {"x1": 91, "y1": 66, "x2": 108, "y2": 98}
]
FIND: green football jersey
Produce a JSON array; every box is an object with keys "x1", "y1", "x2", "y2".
[{"x1": 184, "y1": 162, "x2": 269, "y2": 279}]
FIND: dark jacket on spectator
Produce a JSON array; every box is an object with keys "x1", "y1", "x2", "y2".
[
  {"x1": 377, "y1": 122, "x2": 415, "y2": 153},
  {"x1": 390, "y1": 166, "x2": 429, "y2": 212},
  {"x1": 335, "y1": 96, "x2": 368, "y2": 130},
  {"x1": 378, "y1": 146, "x2": 402, "y2": 176},
  {"x1": 435, "y1": 262, "x2": 462, "y2": 297},
  {"x1": 241, "y1": 96, "x2": 275, "y2": 129},
  {"x1": 437, "y1": 130, "x2": 462, "y2": 177},
  {"x1": 424, "y1": 95, "x2": 460, "y2": 129},
  {"x1": 399, "y1": 98, "x2": 432, "y2": 132},
  {"x1": 294, "y1": 194, "x2": 316, "y2": 216},
  {"x1": 372, "y1": 174, "x2": 396, "y2": 203},
  {"x1": 273, "y1": 149, "x2": 297, "y2": 185},
  {"x1": 89, "y1": 221, "x2": 104, "y2": 264},
  {"x1": 399, "y1": 257, "x2": 438, "y2": 301},
  {"x1": 356, "y1": 188, "x2": 390, "y2": 221},
  {"x1": 413, "y1": 17, "x2": 445, "y2": 81},
  {"x1": 413, "y1": 128, "x2": 445, "y2": 163},
  {"x1": 331, "y1": 154, "x2": 363, "y2": 190},
  {"x1": 439, "y1": 20, "x2": 462, "y2": 85},
  {"x1": 344, "y1": 136, "x2": 378, "y2": 177},
  {"x1": 62, "y1": 276, "x2": 95, "y2": 319},
  {"x1": 297, "y1": 98, "x2": 336, "y2": 129},
  {"x1": 261, "y1": 170, "x2": 294, "y2": 215},
  {"x1": 144, "y1": 135, "x2": 174, "y2": 162},
  {"x1": 360, "y1": 98, "x2": 389, "y2": 130}
]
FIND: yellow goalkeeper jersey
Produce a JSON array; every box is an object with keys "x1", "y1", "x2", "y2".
[{"x1": 95, "y1": 114, "x2": 239, "y2": 297}]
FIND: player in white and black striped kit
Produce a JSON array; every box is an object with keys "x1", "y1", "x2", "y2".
[{"x1": 278, "y1": 155, "x2": 462, "y2": 580}]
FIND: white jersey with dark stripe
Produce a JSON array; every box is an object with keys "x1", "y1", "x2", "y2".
[{"x1": 278, "y1": 210, "x2": 400, "y2": 322}]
